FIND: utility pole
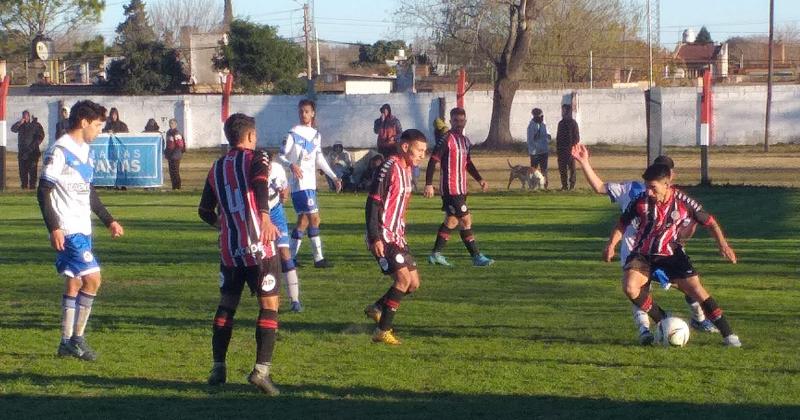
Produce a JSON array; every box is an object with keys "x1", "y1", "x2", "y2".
[
  {"x1": 765, "y1": 0, "x2": 774, "y2": 152},
  {"x1": 646, "y1": 0, "x2": 653, "y2": 88},
  {"x1": 312, "y1": 0, "x2": 321, "y2": 76},
  {"x1": 303, "y1": 2, "x2": 314, "y2": 95}
]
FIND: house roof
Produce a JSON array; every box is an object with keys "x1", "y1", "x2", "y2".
[{"x1": 674, "y1": 43, "x2": 721, "y2": 65}]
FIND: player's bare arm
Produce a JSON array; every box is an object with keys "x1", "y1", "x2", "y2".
[
  {"x1": 370, "y1": 239, "x2": 385, "y2": 258},
  {"x1": 706, "y1": 219, "x2": 737, "y2": 263},
  {"x1": 604, "y1": 223, "x2": 624, "y2": 262},
  {"x1": 571, "y1": 144, "x2": 607, "y2": 194}
]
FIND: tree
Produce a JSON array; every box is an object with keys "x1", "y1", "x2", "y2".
[
  {"x1": 214, "y1": 19, "x2": 305, "y2": 94},
  {"x1": 148, "y1": 0, "x2": 222, "y2": 47},
  {"x1": 106, "y1": 0, "x2": 187, "y2": 94},
  {"x1": 353, "y1": 40, "x2": 408, "y2": 65},
  {"x1": 115, "y1": 0, "x2": 156, "y2": 46},
  {"x1": 0, "y1": 0, "x2": 104, "y2": 42},
  {"x1": 696, "y1": 26, "x2": 713, "y2": 43},
  {"x1": 399, "y1": 0, "x2": 546, "y2": 148}
]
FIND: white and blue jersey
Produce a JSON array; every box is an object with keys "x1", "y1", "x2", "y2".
[
  {"x1": 40, "y1": 135, "x2": 102, "y2": 276},
  {"x1": 278, "y1": 125, "x2": 338, "y2": 194},
  {"x1": 268, "y1": 162, "x2": 290, "y2": 247},
  {"x1": 606, "y1": 181, "x2": 646, "y2": 266}
]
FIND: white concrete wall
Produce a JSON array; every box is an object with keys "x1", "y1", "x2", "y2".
[{"x1": 4, "y1": 85, "x2": 799, "y2": 152}]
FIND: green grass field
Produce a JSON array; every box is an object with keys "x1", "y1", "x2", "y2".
[{"x1": 1, "y1": 187, "x2": 798, "y2": 419}]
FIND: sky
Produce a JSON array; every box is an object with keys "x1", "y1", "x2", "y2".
[{"x1": 96, "y1": 0, "x2": 800, "y2": 47}]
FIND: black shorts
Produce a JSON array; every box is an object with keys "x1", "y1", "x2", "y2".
[
  {"x1": 624, "y1": 248, "x2": 698, "y2": 282},
  {"x1": 441, "y1": 194, "x2": 470, "y2": 217},
  {"x1": 219, "y1": 256, "x2": 281, "y2": 297},
  {"x1": 374, "y1": 241, "x2": 417, "y2": 275}
]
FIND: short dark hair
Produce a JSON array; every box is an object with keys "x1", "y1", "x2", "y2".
[
  {"x1": 224, "y1": 113, "x2": 256, "y2": 146},
  {"x1": 450, "y1": 107, "x2": 466, "y2": 118},
  {"x1": 68, "y1": 100, "x2": 107, "y2": 130},
  {"x1": 399, "y1": 129, "x2": 427, "y2": 144},
  {"x1": 380, "y1": 103, "x2": 391, "y2": 113},
  {"x1": 298, "y1": 98, "x2": 316, "y2": 111},
  {"x1": 653, "y1": 155, "x2": 674, "y2": 169},
  {"x1": 642, "y1": 163, "x2": 671, "y2": 182}
]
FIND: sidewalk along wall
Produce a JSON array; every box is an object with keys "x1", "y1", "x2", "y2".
[{"x1": 6, "y1": 85, "x2": 800, "y2": 151}]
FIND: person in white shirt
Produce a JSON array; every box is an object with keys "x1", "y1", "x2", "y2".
[
  {"x1": 268, "y1": 158, "x2": 303, "y2": 312},
  {"x1": 37, "y1": 100, "x2": 125, "y2": 361},
  {"x1": 278, "y1": 99, "x2": 341, "y2": 268}
]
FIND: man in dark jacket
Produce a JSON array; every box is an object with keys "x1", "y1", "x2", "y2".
[
  {"x1": 555, "y1": 104, "x2": 580, "y2": 190},
  {"x1": 11, "y1": 110, "x2": 45, "y2": 189},
  {"x1": 373, "y1": 104, "x2": 402, "y2": 157},
  {"x1": 102, "y1": 107, "x2": 129, "y2": 133}
]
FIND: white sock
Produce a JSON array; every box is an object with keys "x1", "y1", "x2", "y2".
[
  {"x1": 61, "y1": 295, "x2": 76, "y2": 343},
  {"x1": 310, "y1": 235, "x2": 324, "y2": 262},
  {"x1": 284, "y1": 269, "x2": 300, "y2": 302},
  {"x1": 632, "y1": 304, "x2": 650, "y2": 333},
  {"x1": 290, "y1": 238, "x2": 302, "y2": 259},
  {"x1": 73, "y1": 291, "x2": 95, "y2": 337},
  {"x1": 254, "y1": 362, "x2": 271, "y2": 375},
  {"x1": 688, "y1": 301, "x2": 705, "y2": 322}
]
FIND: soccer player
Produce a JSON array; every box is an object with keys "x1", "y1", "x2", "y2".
[
  {"x1": 424, "y1": 107, "x2": 493, "y2": 267},
  {"x1": 267, "y1": 154, "x2": 303, "y2": 312},
  {"x1": 278, "y1": 99, "x2": 341, "y2": 268},
  {"x1": 37, "y1": 100, "x2": 125, "y2": 361},
  {"x1": 199, "y1": 113, "x2": 282, "y2": 395},
  {"x1": 606, "y1": 163, "x2": 742, "y2": 347},
  {"x1": 364, "y1": 129, "x2": 428, "y2": 345},
  {"x1": 572, "y1": 144, "x2": 718, "y2": 345}
]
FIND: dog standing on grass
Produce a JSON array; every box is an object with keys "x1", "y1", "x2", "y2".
[{"x1": 507, "y1": 160, "x2": 545, "y2": 190}]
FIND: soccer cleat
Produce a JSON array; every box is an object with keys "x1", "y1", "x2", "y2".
[
  {"x1": 364, "y1": 304, "x2": 382, "y2": 323},
  {"x1": 638, "y1": 329, "x2": 655, "y2": 346},
  {"x1": 57, "y1": 341, "x2": 73, "y2": 357},
  {"x1": 290, "y1": 301, "x2": 303, "y2": 313},
  {"x1": 247, "y1": 369, "x2": 281, "y2": 396},
  {"x1": 207, "y1": 364, "x2": 227, "y2": 386},
  {"x1": 68, "y1": 336, "x2": 97, "y2": 361},
  {"x1": 313, "y1": 258, "x2": 334, "y2": 268},
  {"x1": 372, "y1": 328, "x2": 401, "y2": 345},
  {"x1": 691, "y1": 318, "x2": 720, "y2": 334},
  {"x1": 427, "y1": 253, "x2": 453, "y2": 266},
  {"x1": 472, "y1": 253, "x2": 495, "y2": 267},
  {"x1": 723, "y1": 334, "x2": 742, "y2": 348}
]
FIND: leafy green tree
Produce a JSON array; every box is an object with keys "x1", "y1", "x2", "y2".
[
  {"x1": 106, "y1": 0, "x2": 187, "y2": 94},
  {"x1": 696, "y1": 26, "x2": 713, "y2": 43},
  {"x1": 214, "y1": 19, "x2": 304, "y2": 94},
  {"x1": 354, "y1": 40, "x2": 408, "y2": 65},
  {"x1": 0, "y1": 0, "x2": 104, "y2": 42}
]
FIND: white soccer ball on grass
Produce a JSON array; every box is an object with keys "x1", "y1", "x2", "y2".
[{"x1": 654, "y1": 317, "x2": 691, "y2": 347}]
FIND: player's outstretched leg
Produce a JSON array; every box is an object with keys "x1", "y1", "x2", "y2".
[
  {"x1": 428, "y1": 223, "x2": 453, "y2": 266},
  {"x1": 685, "y1": 294, "x2": 718, "y2": 333},
  {"x1": 209, "y1": 304, "x2": 236, "y2": 385},
  {"x1": 675, "y1": 276, "x2": 740, "y2": 347}
]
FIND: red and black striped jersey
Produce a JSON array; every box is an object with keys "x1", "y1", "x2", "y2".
[
  {"x1": 200, "y1": 148, "x2": 276, "y2": 267},
  {"x1": 366, "y1": 156, "x2": 413, "y2": 247},
  {"x1": 430, "y1": 131, "x2": 475, "y2": 196},
  {"x1": 620, "y1": 187, "x2": 715, "y2": 256}
]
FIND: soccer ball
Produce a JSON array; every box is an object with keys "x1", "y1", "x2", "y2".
[{"x1": 654, "y1": 317, "x2": 691, "y2": 347}]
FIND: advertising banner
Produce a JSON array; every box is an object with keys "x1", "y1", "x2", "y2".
[{"x1": 91, "y1": 133, "x2": 163, "y2": 187}]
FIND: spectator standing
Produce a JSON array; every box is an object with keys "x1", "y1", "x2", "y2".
[
  {"x1": 11, "y1": 110, "x2": 45, "y2": 189},
  {"x1": 102, "y1": 108, "x2": 129, "y2": 133},
  {"x1": 555, "y1": 104, "x2": 580, "y2": 190},
  {"x1": 527, "y1": 108, "x2": 550, "y2": 189},
  {"x1": 55, "y1": 106, "x2": 70, "y2": 139},
  {"x1": 164, "y1": 119, "x2": 186, "y2": 190},
  {"x1": 374, "y1": 104, "x2": 402, "y2": 157}
]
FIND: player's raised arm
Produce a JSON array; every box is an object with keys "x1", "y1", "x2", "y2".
[{"x1": 571, "y1": 144, "x2": 607, "y2": 194}]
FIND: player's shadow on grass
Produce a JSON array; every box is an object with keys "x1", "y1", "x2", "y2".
[{"x1": 1, "y1": 373, "x2": 798, "y2": 420}]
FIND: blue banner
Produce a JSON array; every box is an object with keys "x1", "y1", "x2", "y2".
[{"x1": 91, "y1": 134, "x2": 163, "y2": 187}]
